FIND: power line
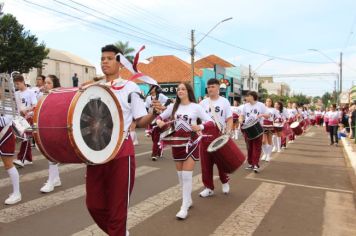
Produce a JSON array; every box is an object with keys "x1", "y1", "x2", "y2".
[
  {"x1": 21, "y1": 0, "x2": 190, "y2": 53},
  {"x1": 54, "y1": 0, "x2": 190, "y2": 51}
]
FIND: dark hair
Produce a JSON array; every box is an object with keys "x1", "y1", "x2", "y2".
[
  {"x1": 47, "y1": 74, "x2": 61, "y2": 88},
  {"x1": 101, "y1": 44, "x2": 122, "y2": 55},
  {"x1": 265, "y1": 97, "x2": 274, "y2": 107},
  {"x1": 37, "y1": 75, "x2": 45, "y2": 81},
  {"x1": 13, "y1": 74, "x2": 25, "y2": 83},
  {"x1": 331, "y1": 104, "x2": 337, "y2": 109},
  {"x1": 207, "y1": 78, "x2": 220, "y2": 86},
  {"x1": 171, "y1": 82, "x2": 196, "y2": 120},
  {"x1": 246, "y1": 91, "x2": 258, "y2": 101},
  {"x1": 276, "y1": 101, "x2": 283, "y2": 114}
]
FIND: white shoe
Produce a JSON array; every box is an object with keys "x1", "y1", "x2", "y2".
[
  {"x1": 288, "y1": 140, "x2": 294, "y2": 144},
  {"x1": 277, "y1": 149, "x2": 281, "y2": 153},
  {"x1": 151, "y1": 156, "x2": 157, "y2": 161},
  {"x1": 40, "y1": 179, "x2": 61, "y2": 193},
  {"x1": 24, "y1": 160, "x2": 33, "y2": 165},
  {"x1": 199, "y1": 188, "x2": 214, "y2": 198},
  {"x1": 13, "y1": 160, "x2": 24, "y2": 168},
  {"x1": 245, "y1": 165, "x2": 253, "y2": 170},
  {"x1": 222, "y1": 183, "x2": 230, "y2": 194},
  {"x1": 261, "y1": 154, "x2": 267, "y2": 161},
  {"x1": 4, "y1": 193, "x2": 21, "y2": 205},
  {"x1": 265, "y1": 155, "x2": 271, "y2": 162},
  {"x1": 126, "y1": 230, "x2": 130, "y2": 236},
  {"x1": 253, "y1": 165, "x2": 260, "y2": 173},
  {"x1": 272, "y1": 147, "x2": 277, "y2": 152},
  {"x1": 176, "y1": 208, "x2": 188, "y2": 220}
]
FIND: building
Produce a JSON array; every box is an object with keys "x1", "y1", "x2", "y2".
[
  {"x1": 25, "y1": 48, "x2": 96, "y2": 87},
  {"x1": 259, "y1": 76, "x2": 290, "y2": 96},
  {"x1": 195, "y1": 55, "x2": 242, "y2": 103},
  {"x1": 240, "y1": 65, "x2": 259, "y2": 94},
  {"x1": 120, "y1": 55, "x2": 202, "y2": 97}
]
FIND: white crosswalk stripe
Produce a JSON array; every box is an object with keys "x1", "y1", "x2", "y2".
[
  {"x1": 210, "y1": 182, "x2": 285, "y2": 236},
  {"x1": 72, "y1": 175, "x2": 218, "y2": 236},
  {"x1": 0, "y1": 165, "x2": 159, "y2": 223},
  {"x1": 0, "y1": 155, "x2": 44, "y2": 167},
  {"x1": 0, "y1": 164, "x2": 84, "y2": 188}
]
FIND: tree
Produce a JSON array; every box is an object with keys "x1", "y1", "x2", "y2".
[
  {"x1": 289, "y1": 93, "x2": 310, "y2": 105},
  {"x1": 321, "y1": 92, "x2": 336, "y2": 107},
  {"x1": 114, "y1": 41, "x2": 135, "y2": 62},
  {"x1": 0, "y1": 14, "x2": 48, "y2": 73}
]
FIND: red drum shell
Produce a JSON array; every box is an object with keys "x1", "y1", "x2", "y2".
[
  {"x1": 290, "y1": 121, "x2": 303, "y2": 136},
  {"x1": 263, "y1": 120, "x2": 273, "y2": 126},
  {"x1": 33, "y1": 86, "x2": 124, "y2": 164},
  {"x1": 211, "y1": 138, "x2": 246, "y2": 174}
]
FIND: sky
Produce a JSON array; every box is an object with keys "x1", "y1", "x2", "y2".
[{"x1": 2, "y1": 0, "x2": 356, "y2": 96}]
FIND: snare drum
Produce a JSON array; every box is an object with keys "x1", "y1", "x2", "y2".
[
  {"x1": 207, "y1": 135, "x2": 246, "y2": 173},
  {"x1": 241, "y1": 120, "x2": 263, "y2": 140},
  {"x1": 161, "y1": 136, "x2": 190, "y2": 147},
  {"x1": 33, "y1": 85, "x2": 124, "y2": 164},
  {"x1": 290, "y1": 121, "x2": 303, "y2": 136}
]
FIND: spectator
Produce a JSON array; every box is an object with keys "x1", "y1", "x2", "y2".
[
  {"x1": 72, "y1": 73, "x2": 79, "y2": 87},
  {"x1": 338, "y1": 123, "x2": 347, "y2": 139}
]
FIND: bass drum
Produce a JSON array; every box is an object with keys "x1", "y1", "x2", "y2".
[{"x1": 33, "y1": 85, "x2": 124, "y2": 165}]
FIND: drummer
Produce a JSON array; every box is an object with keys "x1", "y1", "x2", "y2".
[
  {"x1": 39, "y1": 75, "x2": 63, "y2": 193},
  {"x1": 261, "y1": 98, "x2": 276, "y2": 162},
  {"x1": 273, "y1": 101, "x2": 288, "y2": 152},
  {"x1": 199, "y1": 78, "x2": 233, "y2": 197},
  {"x1": 286, "y1": 102, "x2": 297, "y2": 144},
  {"x1": 156, "y1": 82, "x2": 214, "y2": 220},
  {"x1": 0, "y1": 98, "x2": 21, "y2": 204},
  {"x1": 231, "y1": 100, "x2": 243, "y2": 140},
  {"x1": 13, "y1": 74, "x2": 37, "y2": 168},
  {"x1": 85, "y1": 44, "x2": 163, "y2": 236},
  {"x1": 145, "y1": 85, "x2": 171, "y2": 161},
  {"x1": 239, "y1": 91, "x2": 269, "y2": 173}
]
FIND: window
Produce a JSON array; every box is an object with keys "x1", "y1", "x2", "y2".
[{"x1": 85, "y1": 67, "x2": 88, "y2": 73}]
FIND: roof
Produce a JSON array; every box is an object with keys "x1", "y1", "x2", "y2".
[
  {"x1": 194, "y1": 55, "x2": 234, "y2": 69},
  {"x1": 46, "y1": 48, "x2": 95, "y2": 67},
  {"x1": 120, "y1": 55, "x2": 202, "y2": 83}
]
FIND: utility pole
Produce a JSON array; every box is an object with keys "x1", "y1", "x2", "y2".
[
  {"x1": 248, "y1": 64, "x2": 252, "y2": 91},
  {"x1": 340, "y1": 52, "x2": 343, "y2": 93},
  {"x1": 191, "y1": 30, "x2": 195, "y2": 89}
]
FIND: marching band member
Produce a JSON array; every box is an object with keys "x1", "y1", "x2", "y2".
[
  {"x1": 156, "y1": 82, "x2": 214, "y2": 220},
  {"x1": 261, "y1": 98, "x2": 276, "y2": 161},
  {"x1": 328, "y1": 104, "x2": 341, "y2": 146},
  {"x1": 273, "y1": 101, "x2": 288, "y2": 152},
  {"x1": 231, "y1": 100, "x2": 243, "y2": 140},
  {"x1": 85, "y1": 45, "x2": 162, "y2": 236},
  {"x1": 13, "y1": 74, "x2": 37, "y2": 167},
  {"x1": 287, "y1": 102, "x2": 297, "y2": 144},
  {"x1": 199, "y1": 78, "x2": 232, "y2": 197},
  {"x1": 145, "y1": 85, "x2": 171, "y2": 161},
  {"x1": 40, "y1": 75, "x2": 62, "y2": 193},
  {"x1": 0, "y1": 94, "x2": 21, "y2": 204},
  {"x1": 315, "y1": 108, "x2": 322, "y2": 126},
  {"x1": 324, "y1": 108, "x2": 330, "y2": 132},
  {"x1": 239, "y1": 91, "x2": 269, "y2": 173},
  {"x1": 31, "y1": 75, "x2": 45, "y2": 101}
]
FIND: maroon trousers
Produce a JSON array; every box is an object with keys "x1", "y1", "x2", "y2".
[
  {"x1": 17, "y1": 138, "x2": 32, "y2": 162},
  {"x1": 244, "y1": 135, "x2": 263, "y2": 167},
  {"x1": 151, "y1": 127, "x2": 162, "y2": 157},
  {"x1": 86, "y1": 140, "x2": 135, "y2": 236}
]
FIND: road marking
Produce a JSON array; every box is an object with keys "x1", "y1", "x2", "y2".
[
  {"x1": 0, "y1": 166, "x2": 159, "y2": 223},
  {"x1": 0, "y1": 164, "x2": 84, "y2": 188},
  {"x1": 305, "y1": 132, "x2": 315, "y2": 137},
  {"x1": 72, "y1": 175, "x2": 217, "y2": 236},
  {"x1": 246, "y1": 176, "x2": 354, "y2": 194},
  {"x1": 210, "y1": 182, "x2": 284, "y2": 236},
  {"x1": 0, "y1": 155, "x2": 44, "y2": 167},
  {"x1": 322, "y1": 191, "x2": 356, "y2": 236}
]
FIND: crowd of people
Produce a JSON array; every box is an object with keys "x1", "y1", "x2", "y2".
[{"x1": 0, "y1": 44, "x2": 350, "y2": 236}]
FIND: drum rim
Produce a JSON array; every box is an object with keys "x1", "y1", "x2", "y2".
[
  {"x1": 67, "y1": 85, "x2": 124, "y2": 165},
  {"x1": 242, "y1": 120, "x2": 260, "y2": 129},
  {"x1": 207, "y1": 134, "x2": 230, "y2": 153},
  {"x1": 161, "y1": 137, "x2": 190, "y2": 141},
  {"x1": 33, "y1": 94, "x2": 58, "y2": 163},
  {"x1": 246, "y1": 131, "x2": 263, "y2": 140},
  {"x1": 290, "y1": 121, "x2": 300, "y2": 128}
]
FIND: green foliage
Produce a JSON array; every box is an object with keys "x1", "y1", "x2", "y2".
[
  {"x1": 114, "y1": 41, "x2": 135, "y2": 62},
  {"x1": 0, "y1": 14, "x2": 48, "y2": 73}
]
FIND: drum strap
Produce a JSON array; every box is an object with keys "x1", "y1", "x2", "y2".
[{"x1": 209, "y1": 99, "x2": 223, "y2": 132}]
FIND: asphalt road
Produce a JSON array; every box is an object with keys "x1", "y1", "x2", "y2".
[{"x1": 0, "y1": 126, "x2": 355, "y2": 236}]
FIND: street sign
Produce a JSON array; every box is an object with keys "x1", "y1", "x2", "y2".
[{"x1": 160, "y1": 84, "x2": 178, "y2": 96}]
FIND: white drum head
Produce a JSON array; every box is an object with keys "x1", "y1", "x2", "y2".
[
  {"x1": 71, "y1": 85, "x2": 123, "y2": 164},
  {"x1": 207, "y1": 135, "x2": 230, "y2": 153},
  {"x1": 290, "y1": 122, "x2": 299, "y2": 129}
]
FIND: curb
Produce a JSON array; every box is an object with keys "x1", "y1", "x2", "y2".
[{"x1": 341, "y1": 138, "x2": 356, "y2": 198}]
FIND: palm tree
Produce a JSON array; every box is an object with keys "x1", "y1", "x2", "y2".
[{"x1": 114, "y1": 41, "x2": 135, "y2": 63}]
